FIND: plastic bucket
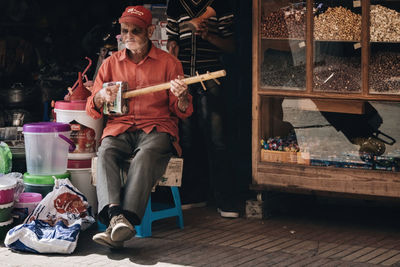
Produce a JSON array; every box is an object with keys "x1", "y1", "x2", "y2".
[
  {"x1": 54, "y1": 100, "x2": 103, "y2": 160},
  {"x1": 23, "y1": 172, "x2": 70, "y2": 198},
  {"x1": 0, "y1": 176, "x2": 17, "y2": 204},
  {"x1": 14, "y1": 192, "x2": 42, "y2": 222},
  {"x1": 23, "y1": 122, "x2": 75, "y2": 175},
  {"x1": 0, "y1": 202, "x2": 13, "y2": 222},
  {"x1": 67, "y1": 159, "x2": 97, "y2": 214}
]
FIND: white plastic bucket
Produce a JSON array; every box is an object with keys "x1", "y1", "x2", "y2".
[
  {"x1": 23, "y1": 122, "x2": 75, "y2": 175},
  {"x1": 54, "y1": 100, "x2": 103, "y2": 160},
  {"x1": 68, "y1": 159, "x2": 97, "y2": 214}
]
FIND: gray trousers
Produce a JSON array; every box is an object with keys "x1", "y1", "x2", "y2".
[{"x1": 96, "y1": 130, "x2": 173, "y2": 225}]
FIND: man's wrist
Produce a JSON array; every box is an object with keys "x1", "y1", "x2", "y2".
[
  {"x1": 94, "y1": 93, "x2": 104, "y2": 110},
  {"x1": 177, "y1": 95, "x2": 189, "y2": 112}
]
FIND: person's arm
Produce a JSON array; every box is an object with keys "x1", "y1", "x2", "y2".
[
  {"x1": 167, "y1": 60, "x2": 193, "y2": 118},
  {"x1": 86, "y1": 58, "x2": 118, "y2": 118},
  {"x1": 196, "y1": 2, "x2": 235, "y2": 53},
  {"x1": 167, "y1": 40, "x2": 179, "y2": 58},
  {"x1": 166, "y1": 0, "x2": 180, "y2": 58},
  {"x1": 170, "y1": 76, "x2": 189, "y2": 113},
  {"x1": 197, "y1": 24, "x2": 235, "y2": 53}
]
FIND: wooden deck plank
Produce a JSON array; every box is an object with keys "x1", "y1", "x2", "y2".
[
  {"x1": 354, "y1": 248, "x2": 389, "y2": 262},
  {"x1": 367, "y1": 249, "x2": 400, "y2": 264},
  {"x1": 284, "y1": 240, "x2": 319, "y2": 255},
  {"x1": 221, "y1": 250, "x2": 268, "y2": 267},
  {"x1": 178, "y1": 228, "x2": 214, "y2": 241},
  {"x1": 380, "y1": 252, "x2": 400, "y2": 266},
  {"x1": 254, "y1": 251, "x2": 293, "y2": 266},
  {"x1": 286, "y1": 255, "x2": 327, "y2": 267},
  {"x1": 341, "y1": 247, "x2": 378, "y2": 261},
  {"x1": 241, "y1": 251, "x2": 282, "y2": 266},
  {"x1": 272, "y1": 251, "x2": 316, "y2": 267},
  {"x1": 230, "y1": 233, "x2": 268, "y2": 248},
  {"x1": 329, "y1": 245, "x2": 364, "y2": 259},
  {"x1": 253, "y1": 237, "x2": 291, "y2": 251},
  {"x1": 240, "y1": 236, "x2": 280, "y2": 250},
  {"x1": 197, "y1": 247, "x2": 248, "y2": 266},
  {"x1": 305, "y1": 257, "x2": 335, "y2": 267},
  {"x1": 209, "y1": 247, "x2": 259, "y2": 267},
  {"x1": 218, "y1": 233, "x2": 256, "y2": 247},
  {"x1": 315, "y1": 242, "x2": 342, "y2": 255},
  {"x1": 208, "y1": 231, "x2": 245, "y2": 245},
  {"x1": 186, "y1": 244, "x2": 231, "y2": 265},
  {"x1": 263, "y1": 238, "x2": 304, "y2": 253},
  {"x1": 197, "y1": 229, "x2": 233, "y2": 244},
  {"x1": 316, "y1": 244, "x2": 352, "y2": 258}
]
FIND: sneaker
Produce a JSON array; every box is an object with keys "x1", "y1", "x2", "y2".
[
  {"x1": 217, "y1": 208, "x2": 239, "y2": 218},
  {"x1": 110, "y1": 214, "x2": 135, "y2": 242},
  {"x1": 93, "y1": 226, "x2": 123, "y2": 249},
  {"x1": 217, "y1": 201, "x2": 240, "y2": 218}
]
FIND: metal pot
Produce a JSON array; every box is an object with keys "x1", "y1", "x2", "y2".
[{"x1": 0, "y1": 83, "x2": 39, "y2": 108}]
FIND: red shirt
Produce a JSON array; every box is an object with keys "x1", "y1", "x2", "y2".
[{"x1": 86, "y1": 45, "x2": 193, "y2": 156}]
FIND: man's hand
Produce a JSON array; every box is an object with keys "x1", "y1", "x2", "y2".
[
  {"x1": 94, "y1": 84, "x2": 119, "y2": 110},
  {"x1": 196, "y1": 21, "x2": 210, "y2": 41},
  {"x1": 170, "y1": 75, "x2": 189, "y2": 112},
  {"x1": 167, "y1": 40, "x2": 179, "y2": 58}
]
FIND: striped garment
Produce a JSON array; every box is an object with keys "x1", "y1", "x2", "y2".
[{"x1": 166, "y1": 0, "x2": 234, "y2": 76}]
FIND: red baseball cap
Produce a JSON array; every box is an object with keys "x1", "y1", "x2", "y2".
[{"x1": 119, "y1": 6, "x2": 152, "y2": 28}]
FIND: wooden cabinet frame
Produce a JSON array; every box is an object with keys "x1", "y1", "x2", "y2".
[{"x1": 251, "y1": 0, "x2": 400, "y2": 198}]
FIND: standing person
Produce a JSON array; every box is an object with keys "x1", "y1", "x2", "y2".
[
  {"x1": 166, "y1": 0, "x2": 239, "y2": 218},
  {"x1": 86, "y1": 5, "x2": 193, "y2": 249}
]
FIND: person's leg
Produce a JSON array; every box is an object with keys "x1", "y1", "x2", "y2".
[
  {"x1": 122, "y1": 130, "x2": 173, "y2": 222},
  {"x1": 199, "y1": 79, "x2": 239, "y2": 218},
  {"x1": 93, "y1": 132, "x2": 134, "y2": 248},
  {"x1": 179, "y1": 85, "x2": 209, "y2": 208}
]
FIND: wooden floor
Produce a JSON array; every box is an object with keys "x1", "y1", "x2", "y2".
[
  {"x1": 107, "y1": 196, "x2": 400, "y2": 266},
  {"x1": 3, "y1": 195, "x2": 400, "y2": 266}
]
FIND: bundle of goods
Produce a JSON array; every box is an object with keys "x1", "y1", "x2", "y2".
[
  {"x1": 370, "y1": 5, "x2": 400, "y2": 42},
  {"x1": 369, "y1": 52, "x2": 400, "y2": 94},
  {"x1": 313, "y1": 55, "x2": 361, "y2": 92},
  {"x1": 314, "y1": 6, "x2": 361, "y2": 41},
  {"x1": 261, "y1": 3, "x2": 306, "y2": 39},
  {"x1": 260, "y1": 133, "x2": 309, "y2": 164}
]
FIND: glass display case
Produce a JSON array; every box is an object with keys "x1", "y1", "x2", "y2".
[
  {"x1": 260, "y1": 1, "x2": 306, "y2": 90},
  {"x1": 313, "y1": 1, "x2": 362, "y2": 93},
  {"x1": 252, "y1": 0, "x2": 400, "y2": 198},
  {"x1": 369, "y1": 1, "x2": 400, "y2": 95}
]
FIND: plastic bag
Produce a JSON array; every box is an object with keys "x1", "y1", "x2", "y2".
[
  {"x1": 4, "y1": 178, "x2": 95, "y2": 254},
  {"x1": 0, "y1": 142, "x2": 12, "y2": 174}
]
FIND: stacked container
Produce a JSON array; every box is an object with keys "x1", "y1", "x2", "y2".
[
  {"x1": 0, "y1": 176, "x2": 17, "y2": 239},
  {"x1": 22, "y1": 122, "x2": 74, "y2": 198},
  {"x1": 54, "y1": 100, "x2": 102, "y2": 214},
  {"x1": 13, "y1": 192, "x2": 42, "y2": 224}
]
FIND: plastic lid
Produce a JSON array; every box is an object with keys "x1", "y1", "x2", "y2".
[
  {"x1": 0, "y1": 218, "x2": 13, "y2": 227},
  {"x1": 23, "y1": 122, "x2": 71, "y2": 133},
  {"x1": 18, "y1": 192, "x2": 42, "y2": 203},
  {"x1": 23, "y1": 172, "x2": 70, "y2": 185},
  {"x1": 0, "y1": 202, "x2": 13, "y2": 209},
  {"x1": 54, "y1": 100, "x2": 87, "y2": 110},
  {"x1": 0, "y1": 176, "x2": 17, "y2": 190},
  {"x1": 67, "y1": 159, "x2": 91, "y2": 169}
]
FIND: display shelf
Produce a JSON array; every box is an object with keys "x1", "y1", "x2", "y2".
[{"x1": 253, "y1": 0, "x2": 400, "y2": 198}]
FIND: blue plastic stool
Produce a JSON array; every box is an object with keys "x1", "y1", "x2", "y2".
[{"x1": 135, "y1": 186, "x2": 184, "y2": 237}]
